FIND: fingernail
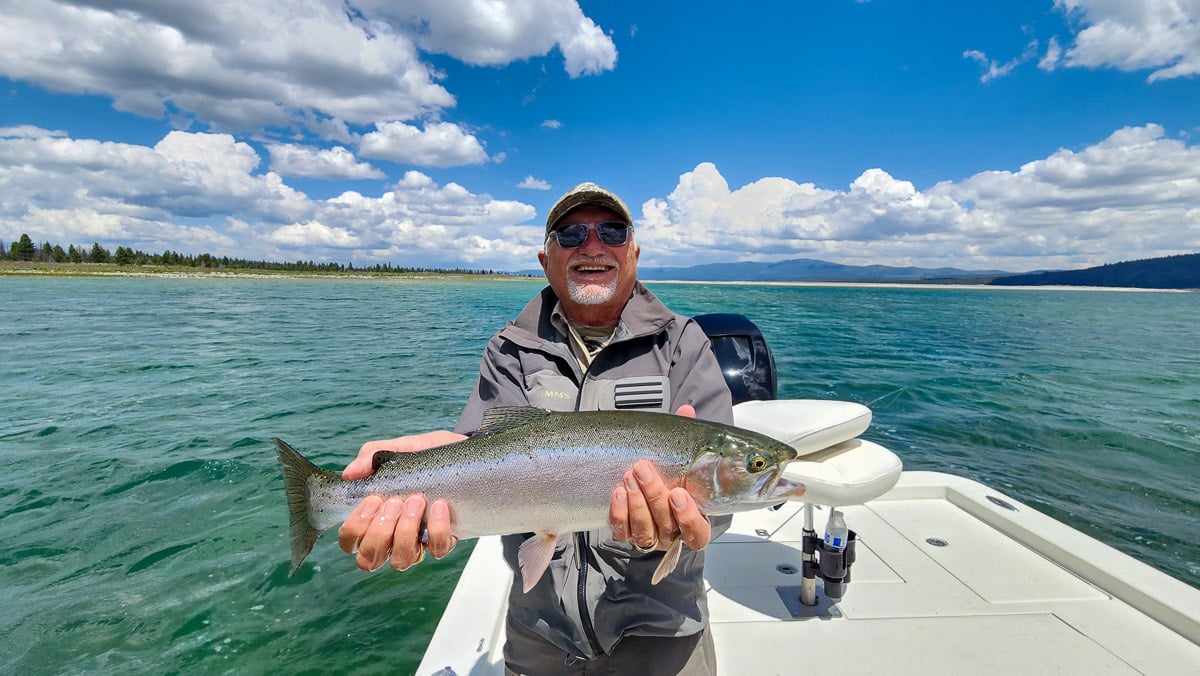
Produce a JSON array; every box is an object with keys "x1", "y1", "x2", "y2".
[
  {"x1": 624, "y1": 473, "x2": 639, "y2": 492},
  {"x1": 379, "y1": 497, "x2": 403, "y2": 521},
  {"x1": 614, "y1": 488, "x2": 627, "y2": 504},
  {"x1": 634, "y1": 463, "x2": 653, "y2": 483},
  {"x1": 360, "y1": 499, "x2": 380, "y2": 519},
  {"x1": 670, "y1": 491, "x2": 688, "y2": 510},
  {"x1": 405, "y1": 496, "x2": 424, "y2": 518}
]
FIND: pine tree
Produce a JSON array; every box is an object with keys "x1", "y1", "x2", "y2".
[
  {"x1": 11, "y1": 234, "x2": 36, "y2": 261},
  {"x1": 90, "y1": 242, "x2": 110, "y2": 263}
]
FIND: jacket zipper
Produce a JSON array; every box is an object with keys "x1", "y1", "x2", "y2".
[
  {"x1": 575, "y1": 532, "x2": 603, "y2": 656},
  {"x1": 572, "y1": 354, "x2": 605, "y2": 657}
]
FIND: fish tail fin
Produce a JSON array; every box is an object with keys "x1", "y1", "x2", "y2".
[
  {"x1": 651, "y1": 536, "x2": 685, "y2": 585},
  {"x1": 274, "y1": 437, "x2": 331, "y2": 577}
]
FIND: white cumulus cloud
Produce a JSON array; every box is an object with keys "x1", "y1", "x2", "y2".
[
  {"x1": 0, "y1": 0, "x2": 454, "y2": 130},
  {"x1": 0, "y1": 129, "x2": 541, "y2": 268},
  {"x1": 358, "y1": 121, "x2": 489, "y2": 167},
  {"x1": 1050, "y1": 0, "x2": 1200, "y2": 81},
  {"x1": 518, "y1": 176, "x2": 552, "y2": 190},
  {"x1": 638, "y1": 125, "x2": 1200, "y2": 271},
  {"x1": 267, "y1": 220, "x2": 361, "y2": 247},
  {"x1": 0, "y1": 0, "x2": 616, "y2": 168},
  {"x1": 0, "y1": 125, "x2": 67, "y2": 139},
  {"x1": 267, "y1": 144, "x2": 384, "y2": 180},
  {"x1": 357, "y1": 0, "x2": 618, "y2": 77},
  {"x1": 5, "y1": 123, "x2": 1197, "y2": 273}
]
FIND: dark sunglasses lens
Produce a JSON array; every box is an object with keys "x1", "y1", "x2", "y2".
[
  {"x1": 555, "y1": 223, "x2": 589, "y2": 248},
  {"x1": 596, "y1": 223, "x2": 629, "y2": 245},
  {"x1": 553, "y1": 222, "x2": 630, "y2": 248}
]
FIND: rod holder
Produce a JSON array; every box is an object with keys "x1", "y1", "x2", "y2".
[{"x1": 799, "y1": 517, "x2": 858, "y2": 605}]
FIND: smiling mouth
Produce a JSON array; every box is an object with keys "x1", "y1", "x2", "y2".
[{"x1": 570, "y1": 262, "x2": 617, "y2": 277}]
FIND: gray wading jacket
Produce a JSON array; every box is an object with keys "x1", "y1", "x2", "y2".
[{"x1": 454, "y1": 283, "x2": 734, "y2": 661}]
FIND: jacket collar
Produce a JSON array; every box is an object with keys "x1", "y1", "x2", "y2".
[{"x1": 501, "y1": 282, "x2": 676, "y2": 350}]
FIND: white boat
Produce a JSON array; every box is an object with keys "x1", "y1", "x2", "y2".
[{"x1": 417, "y1": 317, "x2": 1200, "y2": 674}]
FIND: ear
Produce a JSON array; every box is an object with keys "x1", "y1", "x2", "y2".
[{"x1": 538, "y1": 249, "x2": 549, "y2": 273}]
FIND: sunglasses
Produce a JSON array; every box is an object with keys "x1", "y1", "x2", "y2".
[{"x1": 548, "y1": 221, "x2": 632, "y2": 248}]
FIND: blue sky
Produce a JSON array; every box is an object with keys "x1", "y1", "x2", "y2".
[{"x1": 2, "y1": 0, "x2": 1199, "y2": 272}]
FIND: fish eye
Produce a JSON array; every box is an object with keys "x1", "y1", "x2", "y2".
[{"x1": 746, "y1": 453, "x2": 769, "y2": 473}]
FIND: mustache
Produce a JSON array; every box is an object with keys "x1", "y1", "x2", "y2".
[{"x1": 568, "y1": 255, "x2": 620, "y2": 269}]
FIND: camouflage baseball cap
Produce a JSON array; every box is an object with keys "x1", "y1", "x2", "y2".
[{"x1": 544, "y1": 182, "x2": 634, "y2": 236}]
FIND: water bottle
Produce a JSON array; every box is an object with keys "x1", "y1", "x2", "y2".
[{"x1": 823, "y1": 509, "x2": 848, "y2": 551}]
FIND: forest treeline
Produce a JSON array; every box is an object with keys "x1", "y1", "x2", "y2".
[
  {"x1": 989, "y1": 253, "x2": 1200, "y2": 289},
  {"x1": 2, "y1": 233, "x2": 514, "y2": 276}
]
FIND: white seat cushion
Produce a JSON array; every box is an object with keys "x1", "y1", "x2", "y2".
[
  {"x1": 779, "y1": 439, "x2": 903, "y2": 506},
  {"x1": 733, "y1": 399, "x2": 872, "y2": 456},
  {"x1": 733, "y1": 399, "x2": 902, "y2": 505}
]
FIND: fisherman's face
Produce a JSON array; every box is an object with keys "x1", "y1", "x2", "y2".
[{"x1": 539, "y1": 205, "x2": 640, "y2": 326}]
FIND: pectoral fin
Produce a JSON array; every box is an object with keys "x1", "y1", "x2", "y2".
[
  {"x1": 517, "y1": 532, "x2": 558, "y2": 593},
  {"x1": 651, "y1": 536, "x2": 684, "y2": 585}
]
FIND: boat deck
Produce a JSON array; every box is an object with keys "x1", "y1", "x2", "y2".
[{"x1": 418, "y1": 471, "x2": 1200, "y2": 675}]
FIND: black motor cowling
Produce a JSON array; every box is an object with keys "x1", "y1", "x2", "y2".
[{"x1": 694, "y1": 313, "x2": 777, "y2": 405}]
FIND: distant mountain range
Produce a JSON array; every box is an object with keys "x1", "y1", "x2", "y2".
[
  {"x1": 988, "y1": 253, "x2": 1200, "y2": 289},
  {"x1": 518, "y1": 252, "x2": 1197, "y2": 289},
  {"x1": 635, "y1": 258, "x2": 1012, "y2": 283}
]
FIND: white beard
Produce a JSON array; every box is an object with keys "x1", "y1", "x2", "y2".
[{"x1": 567, "y1": 277, "x2": 617, "y2": 305}]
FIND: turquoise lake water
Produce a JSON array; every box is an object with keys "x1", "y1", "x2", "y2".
[{"x1": 2, "y1": 276, "x2": 1197, "y2": 674}]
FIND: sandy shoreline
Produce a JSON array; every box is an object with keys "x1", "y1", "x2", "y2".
[
  {"x1": 0, "y1": 265, "x2": 538, "y2": 282},
  {"x1": 643, "y1": 278, "x2": 1192, "y2": 292}
]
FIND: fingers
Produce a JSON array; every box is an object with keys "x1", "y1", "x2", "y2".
[
  {"x1": 609, "y1": 485, "x2": 630, "y2": 543},
  {"x1": 670, "y1": 487, "x2": 712, "y2": 551},
  {"x1": 426, "y1": 499, "x2": 457, "y2": 559},
  {"x1": 338, "y1": 493, "x2": 457, "y2": 572},
  {"x1": 633, "y1": 460, "x2": 677, "y2": 546},
  {"x1": 389, "y1": 495, "x2": 427, "y2": 571},
  {"x1": 338, "y1": 494, "x2": 383, "y2": 554},
  {"x1": 612, "y1": 460, "x2": 679, "y2": 551},
  {"x1": 674, "y1": 403, "x2": 696, "y2": 418},
  {"x1": 622, "y1": 470, "x2": 658, "y2": 549},
  {"x1": 354, "y1": 496, "x2": 406, "y2": 572},
  {"x1": 343, "y1": 442, "x2": 388, "y2": 481},
  {"x1": 343, "y1": 431, "x2": 469, "y2": 480},
  {"x1": 609, "y1": 459, "x2": 712, "y2": 554}
]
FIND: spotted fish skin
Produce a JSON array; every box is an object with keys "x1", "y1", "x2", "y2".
[{"x1": 276, "y1": 406, "x2": 804, "y2": 589}]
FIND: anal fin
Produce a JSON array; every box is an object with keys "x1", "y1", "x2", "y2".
[
  {"x1": 517, "y1": 532, "x2": 558, "y2": 593},
  {"x1": 651, "y1": 536, "x2": 684, "y2": 585}
]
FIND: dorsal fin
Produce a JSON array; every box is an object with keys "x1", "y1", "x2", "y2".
[{"x1": 476, "y1": 406, "x2": 553, "y2": 436}]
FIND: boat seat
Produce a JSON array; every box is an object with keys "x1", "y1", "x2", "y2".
[{"x1": 733, "y1": 399, "x2": 903, "y2": 506}]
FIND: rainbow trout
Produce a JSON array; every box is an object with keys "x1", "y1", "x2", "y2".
[{"x1": 276, "y1": 406, "x2": 805, "y2": 591}]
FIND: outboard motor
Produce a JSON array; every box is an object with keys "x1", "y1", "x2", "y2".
[
  {"x1": 693, "y1": 313, "x2": 777, "y2": 405},
  {"x1": 696, "y1": 312, "x2": 857, "y2": 607}
]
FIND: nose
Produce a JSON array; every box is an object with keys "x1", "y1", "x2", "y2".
[{"x1": 576, "y1": 226, "x2": 608, "y2": 253}]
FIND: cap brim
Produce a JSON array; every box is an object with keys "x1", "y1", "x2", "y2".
[{"x1": 545, "y1": 183, "x2": 633, "y2": 235}]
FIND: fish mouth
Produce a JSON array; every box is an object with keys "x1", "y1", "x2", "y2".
[{"x1": 765, "y1": 476, "x2": 806, "y2": 500}]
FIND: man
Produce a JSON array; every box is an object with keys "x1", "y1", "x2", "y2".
[{"x1": 337, "y1": 183, "x2": 734, "y2": 675}]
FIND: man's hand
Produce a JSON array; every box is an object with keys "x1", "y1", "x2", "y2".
[
  {"x1": 337, "y1": 430, "x2": 466, "y2": 572},
  {"x1": 608, "y1": 404, "x2": 712, "y2": 553}
]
